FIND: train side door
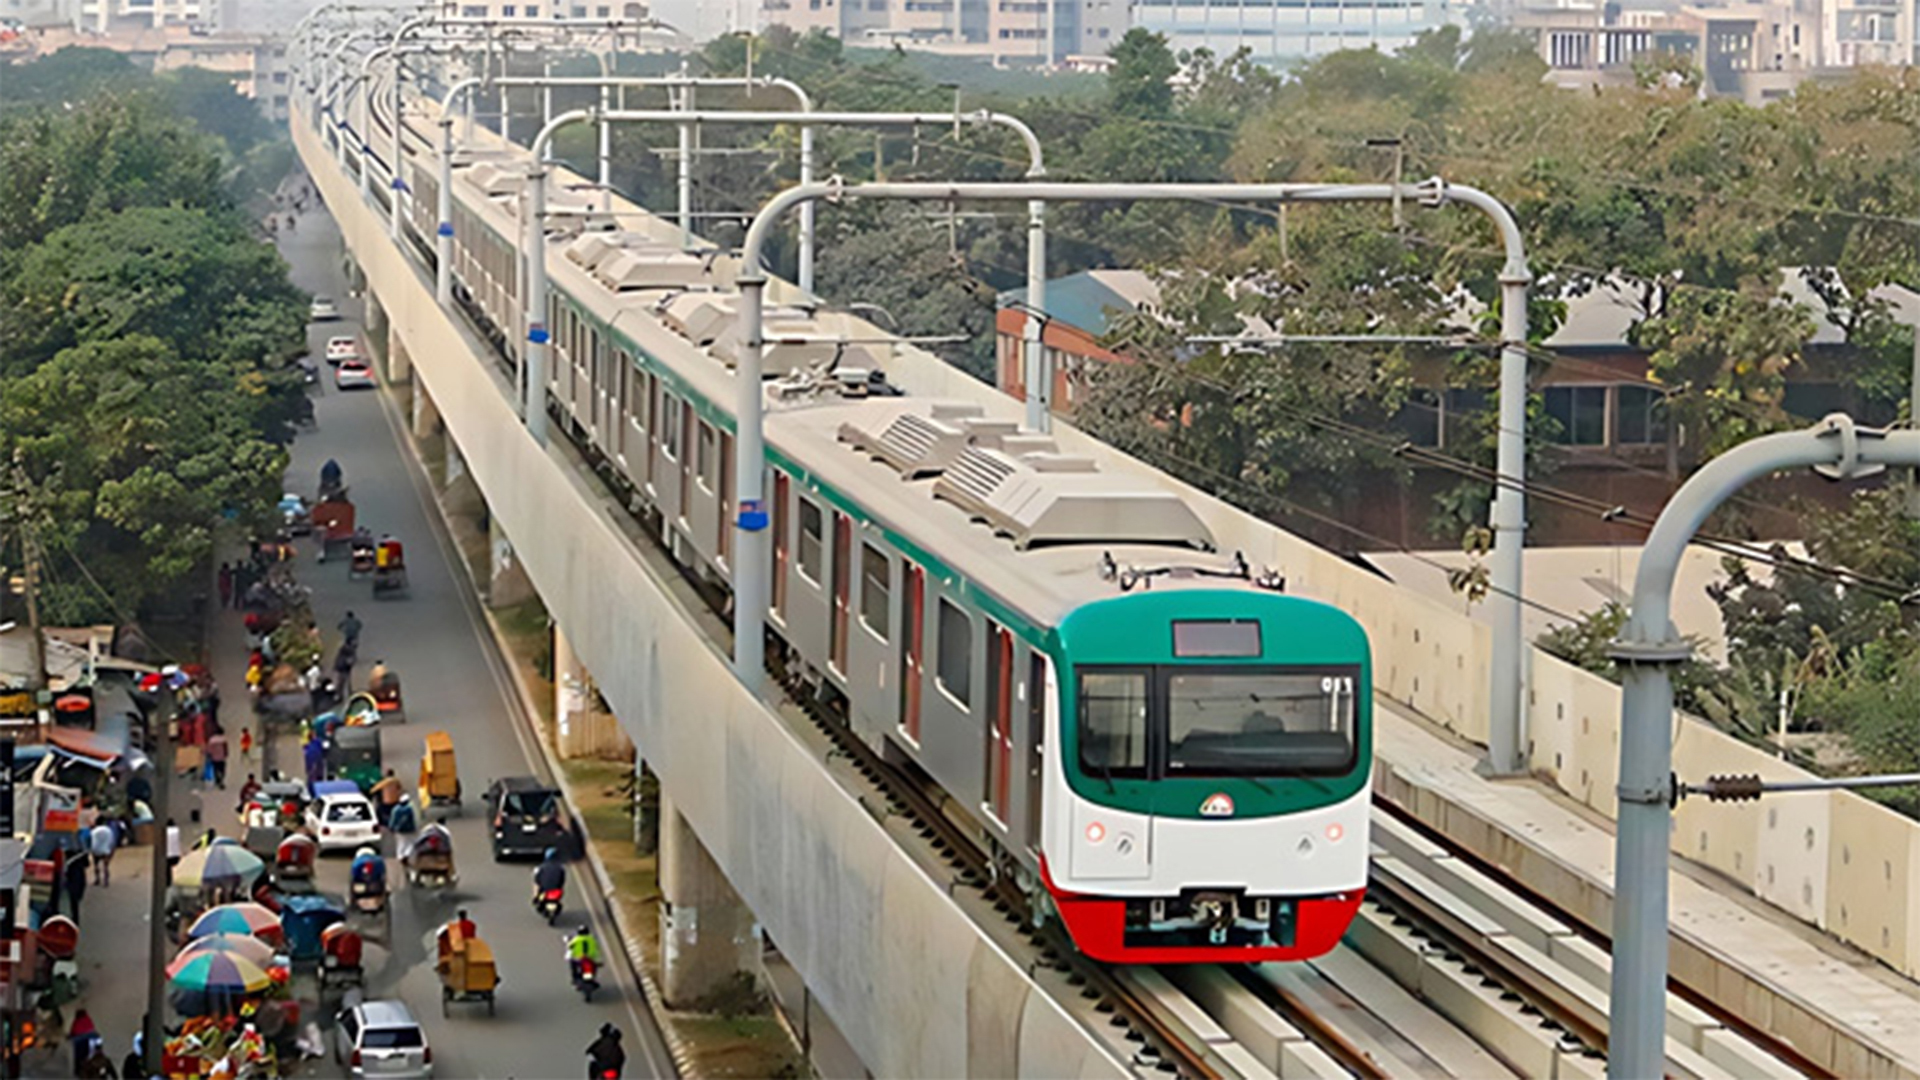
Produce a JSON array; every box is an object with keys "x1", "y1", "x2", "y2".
[
  {"x1": 900, "y1": 562, "x2": 925, "y2": 743},
  {"x1": 986, "y1": 623, "x2": 1014, "y2": 825}
]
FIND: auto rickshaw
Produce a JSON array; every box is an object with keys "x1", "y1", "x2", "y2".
[
  {"x1": 326, "y1": 724, "x2": 383, "y2": 793},
  {"x1": 280, "y1": 894, "x2": 345, "y2": 968},
  {"x1": 402, "y1": 824, "x2": 457, "y2": 889},
  {"x1": 275, "y1": 834, "x2": 317, "y2": 891},
  {"x1": 418, "y1": 731, "x2": 460, "y2": 813},
  {"x1": 436, "y1": 922, "x2": 498, "y2": 1017},
  {"x1": 372, "y1": 537, "x2": 408, "y2": 598},
  {"x1": 368, "y1": 662, "x2": 404, "y2": 724},
  {"x1": 245, "y1": 779, "x2": 308, "y2": 832},
  {"x1": 318, "y1": 924, "x2": 364, "y2": 990}
]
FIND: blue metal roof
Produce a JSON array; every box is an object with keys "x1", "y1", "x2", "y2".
[{"x1": 999, "y1": 270, "x2": 1139, "y2": 338}]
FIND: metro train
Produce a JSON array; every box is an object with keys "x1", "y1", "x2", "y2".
[{"x1": 376, "y1": 92, "x2": 1373, "y2": 963}]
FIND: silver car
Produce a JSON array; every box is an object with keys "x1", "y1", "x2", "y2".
[
  {"x1": 336, "y1": 1000, "x2": 432, "y2": 1078},
  {"x1": 310, "y1": 296, "x2": 341, "y2": 321}
]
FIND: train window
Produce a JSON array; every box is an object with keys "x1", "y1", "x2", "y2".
[
  {"x1": 936, "y1": 599, "x2": 972, "y2": 709},
  {"x1": 797, "y1": 499, "x2": 823, "y2": 582},
  {"x1": 1164, "y1": 668, "x2": 1357, "y2": 777},
  {"x1": 696, "y1": 423, "x2": 715, "y2": 490},
  {"x1": 859, "y1": 543, "x2": 889, "y2": 639},
  {"x1": 1078, "y1": 671, "x2": 1147, "y2": 779},
  {"x1": 661, "y1": 397, "x2": 680, "y2": 460}
]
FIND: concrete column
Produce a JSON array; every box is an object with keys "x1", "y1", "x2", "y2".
[
  {"x1": 443, "y1": 443, "x2": 481, "y2": 515},
  {"x1": 658, "y1": 792, "x2": 760, "y2": 1009},
  {"x1": 411, "y1": 382, "x2": 442, "y2": 441},
  {"x1": 488, "y1": 515, "x2": 535, "y2": 609},
  {"x1": 385, "y1": 325, "x2": 413, "y2": 384},
  {"x1": 555, "y1": 625, "x2": 587, "y2": 751}
]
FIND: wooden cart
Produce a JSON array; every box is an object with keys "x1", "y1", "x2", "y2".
[{"x1": 435, "y1": 925, "x2": 498, "y2": 1016}]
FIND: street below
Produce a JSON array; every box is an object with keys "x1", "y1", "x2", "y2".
[{"x1": 56, "y1": 176, "x2": 673, "y2": 1080}]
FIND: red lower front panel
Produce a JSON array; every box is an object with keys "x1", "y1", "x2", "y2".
[{"x1": 1041, "y1": 860, "x2": 1364, "y2": 964}]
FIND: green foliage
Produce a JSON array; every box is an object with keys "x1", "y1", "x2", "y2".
[
  {"x1": 812, "y1": 204, "x2": 1002, "y2": 381},
  {"x1": 1635, "y1": 285, "x2": 1815, "y2": 457},
  {"x1": 1, "y1": 337, "x2": 292, "y2": 621},
  {"x1": 0, "y1": 61, "x2": 305, "y2": 625},
  {"x1": 0, "y1": 93, "x2": 229, "y2": 250},
  {"x1": 4, "y1": 206, "x2": 307, "y2": 376}
]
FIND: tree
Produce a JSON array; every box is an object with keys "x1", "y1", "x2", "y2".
[
  {"x1": 813, "y1": 204, "x2": 1001, "y2": 381},
  {"x1": 0, "y1": 336, "x2": 290, "y2": 621},
  {"x1": 1106, "y1": 30, "x2": 1178, "y2": 119},
  {"x1": 4, "y1": 206, "x2": 306, "y2": 377},
  {"x1": 0, "y1": 93, "x2": 230, "y2": 250},
  {"x1": 1634, "y1": 284, "x2": 1814, "y2": 458}
]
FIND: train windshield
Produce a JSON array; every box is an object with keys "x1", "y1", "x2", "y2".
[
  {"x1": 1165, "y1": 669, "x2": 1356, "y2": 777},
  {"x1": 1078, "y1": 666, "x2": 1359, "y2": 781}
]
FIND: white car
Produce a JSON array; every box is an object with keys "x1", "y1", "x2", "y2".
[
  {"x1": 336, "y1": 1000, "x2": 432, "y2": 1078},
  {"x1": 307, "y1": 791, "x2": 379, "y2": 852},
  {"x1": 335, "y1": 359, "x2": 376, "y2": 391},
  {"x1": 309, "y1": 296, "x2": 341, "y2": 321},
  {"x1": 325, "y1": 336, "x2": 360, "y2": 365}
]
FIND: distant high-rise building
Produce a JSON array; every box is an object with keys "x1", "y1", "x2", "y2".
[
  {"x1": 1128, "y1": 0, "x2": 1460, "y2": 65},
  {"x1": 757, "y1": 0, "x2": 1128, "y2": 65}
]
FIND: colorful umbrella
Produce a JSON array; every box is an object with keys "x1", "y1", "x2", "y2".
[
  {"x1": 174, "y1": 845, "x2": 266, "y2": 890},
  {"x1": 188, "y1": 903, "x2": 283, "y2": 945},
  {"x1": 168, "y1": 950, "x2": 272, "y2": 994},
  {"x1": 168, "y1": 933, "x2": 277, "y2": 977}
]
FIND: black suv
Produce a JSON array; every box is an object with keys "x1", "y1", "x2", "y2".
[{"x1": 484, "y1": 776, "x2": 570, "y2": 861}]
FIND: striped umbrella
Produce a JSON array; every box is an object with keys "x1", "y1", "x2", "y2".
[
  {"x1": 168, "y1": 933, "x2": 277, "y2": 977},
  {"x1": 168, "y1": 950, "x2": 272, "y2": 994},
  {"x1": 188, "y1": 903, "x2": 284, "y2": 946},
  {"x1": 174, "y1": 844, "x2": 266, "y2": 890}
]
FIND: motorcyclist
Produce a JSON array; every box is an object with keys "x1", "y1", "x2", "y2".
[
  {"x1": 533, "y1": 846, "x2": 566, "y2": 906},
  {"x1": 566, "y1": 924, "x2": 602, "y2": 983},
  {"x1": 585, "y1": 1023, "x2": 625, "y2": 1080},
  {"x1": 320, "y1": 458, "x2": 342, "y2": 492}
]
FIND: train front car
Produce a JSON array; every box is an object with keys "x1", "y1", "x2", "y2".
[{"x1": 1040, "y1": 588, "x2": 1371, "y2": 964}]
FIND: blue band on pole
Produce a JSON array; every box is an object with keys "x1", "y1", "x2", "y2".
[
  {"x1": 737, "y1": 500, "x2": 768, "y2": 532},
  {"x1": 438, "y1": 222, "x2": 454, "y2": 237},
  {"x1": 392, "y1": 178, "x2": 406, "y2": 191},
  {"x1": 529, "y1": 327, "x2": 550, "y2": 344}
]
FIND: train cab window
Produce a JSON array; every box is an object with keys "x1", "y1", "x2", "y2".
[
  {"x1": 1078, "y1": 671, "x2": 1148, "y2": 779},
  {"x1": 859, "y1": 543, "x2": 889, "y2": 640},
  {"x1": 936, "y1": 599, "x2": 972, "y2": 709},
  {"x1": 797, "y1": 499, "x2": 823, "y2": 582},
  {"x1": 1165, "y1": 669, "x2": 1357, "y2": 776}
]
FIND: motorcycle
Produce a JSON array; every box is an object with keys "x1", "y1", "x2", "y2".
[
  {"x1": 533, "y1": 887, "x2": 564, "y2": 925},
  {"x1": 566, "y1": 936, "x2": 599, "y2": 1002}
]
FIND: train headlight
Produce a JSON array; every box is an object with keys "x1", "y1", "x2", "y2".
[
  {"x1": 1085, "y1": 822, "x2": 1106, "y2": 844},
  {"x1": 1326, "y1": 823, "x2": 1345, "y2": 843}
]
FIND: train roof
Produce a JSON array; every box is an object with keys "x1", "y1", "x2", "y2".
[{"x1": 429, "y1": 88, "x2": 1432, "y2": 635}]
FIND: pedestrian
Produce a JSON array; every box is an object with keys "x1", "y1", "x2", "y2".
[
  {"x1": 89, "y1": 819, "x2": 114, "y2": 886},
  {"x1": 207, "y1": 726, "x2": 229, "y2": 789},
  {"x1": 120, "y1": 1046, "x2": 140, "y2": 1080},
  {"x1": 165, "y1": 818, "x2": 181, "y2": 877},
  {"x1": 333, "y1": 641, "x2": 356, "y2": 691},
  {"x1": 68, "y1": 1009, "x2": 99, "y2": 1077},
  {"x1": 304, "y1": 735, "x2": 325, "y2": 786},
  {"x1": 240, "y1": 727, "x2": 253, "y2": 759},
  {"x1": 217, "y1": 563, "x2": 233, "y2": 610},
  {"x1": 78, "y1": 1043, "x2": 117, "y2": 1079},
  {"x1": 64, "y1": 851, "x2": 88, "y2": 924},
  {"x1": 338, "y1": 610, "x2": 363, "y2": 648},
  {"x1": 368, "y1": 769, "x2": 403, "y2": 827}
]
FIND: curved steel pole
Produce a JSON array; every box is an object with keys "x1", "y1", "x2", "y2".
[
  {"x1": 729, "y1": 178, "x2": 1524, "y2": 702},
  {"x1": 1605, "y1": 415, "x2": 1920, "y2": 1080},
  {"x1": 524, "y1": 109, "x2": 596, "y2": 446}
]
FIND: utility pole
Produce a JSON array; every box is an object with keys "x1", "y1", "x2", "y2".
[
  {"x1": 4, "y1": 466, "x2": 48, "y2": 709},
  {"x1": 143, "y1": 671, "x2": 179, "y2": 1078},
  {"x1": 1908, "y1": 326, "x2": 1920, "y2": 516}
]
